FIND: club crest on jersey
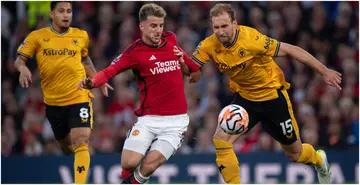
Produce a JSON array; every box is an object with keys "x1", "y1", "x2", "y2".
[
  {"x1": 72, "y1": 39, "x2": 79, "y2": 46},
  {"x1": 132, "y1": 130, "x2": 140, "y2": 136},
  {"x1": 193, "y1": 41, "x2": 203, "y2": 56},
  {"x1": 238, "y1": 49, "x2": 246, "y2": 58}
]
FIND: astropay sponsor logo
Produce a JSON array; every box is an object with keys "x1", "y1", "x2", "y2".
[{"x1": 150, "y1": 60, "x2": 181, "y2": 75}]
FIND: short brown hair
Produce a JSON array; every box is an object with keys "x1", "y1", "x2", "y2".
[
  {"x1": 210, "y1": 3, "x2": 236, "y2": 22},
  {"x1": 138, "y1": 3, "x2": 167, "y2": 22}
]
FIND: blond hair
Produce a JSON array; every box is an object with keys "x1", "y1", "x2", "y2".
[{"x1": 210, "y1": 3, "x2": 236, "y2": 21}]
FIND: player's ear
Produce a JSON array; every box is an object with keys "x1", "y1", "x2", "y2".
[
  {"x1": 139, "y1": 23, "x2": 144, "y2": 31},
  {"x1": 50, "y1": 11, "x2": 54, "y2": 19},
  {"x1": 233, "y1": 20, "x2": 238, "y2": 26}
]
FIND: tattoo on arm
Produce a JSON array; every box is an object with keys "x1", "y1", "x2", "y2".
[{"x1": 82, "y1": 56, "x2": 97, "y2": 78}]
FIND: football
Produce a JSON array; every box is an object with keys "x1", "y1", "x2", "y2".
[{"x1": 218, "y1": 104, "x2": 249, "y2": 135}]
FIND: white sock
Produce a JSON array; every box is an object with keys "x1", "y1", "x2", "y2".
[{"x1": 134, "y1": 167, "x2": 150, "y2": 183}]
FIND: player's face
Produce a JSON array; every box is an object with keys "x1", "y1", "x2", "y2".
[
  {"x1": 50, "y1": 2, "x2": 72, "y2": 29},
  {"x1": 211, "y1": 13, "x2": 237, "y2": 45},
  {"x1": 140, "y1": 16, "x2": 164, "y2": 45}
]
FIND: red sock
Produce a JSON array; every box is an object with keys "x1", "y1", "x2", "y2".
[
  {"x1": 130, "y1": 176, "x2": 141, "y2": 184},
  {"x1": 121, "y1": 169, "x2": 133, "y2": 180}
]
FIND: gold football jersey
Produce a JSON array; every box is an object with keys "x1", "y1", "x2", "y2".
[
  {"x1": 192, "y1": 25, "x2": 290, "y2": 101},
  {"x1": 17, "y1": 27, "x2": 92, "y2": 106}
]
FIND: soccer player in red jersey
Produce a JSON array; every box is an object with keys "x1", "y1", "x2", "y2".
[{"x1": 78, "y1": 3, "x2": 200, "y2": 184}]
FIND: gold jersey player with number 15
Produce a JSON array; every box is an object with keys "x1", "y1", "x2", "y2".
[
  {"x1": 190, "y1": 3, "x2": 342, "y2": 184},
  {"x1": 14, "y1": 1, "x2": 112, "y2": 184}
]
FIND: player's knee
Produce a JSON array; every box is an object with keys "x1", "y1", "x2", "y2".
[
  {"x1": 213, "y1": 134, "x2": 231, "y2": 144},
  {"x1": 213, "y1": 127, "x2": 233, "y2": 143},
  {"x1": 286, "y1": 152, "x2": 301, "y2": 162},
  {"x1": 121, "y1": 157, "x2": 140, "y2": 170},
  {"x1": 141, "y1": 157, "x2": 162, "y2": 176},
  {"x1": 61, "y1": 146, "x2": 73, "y2": 155},
  {"x1": 140, "y1": 151, "x2": 166, "y2": 176},
  {"x1": 71, "y1": 134, "x2": 90, "y2": 149}
]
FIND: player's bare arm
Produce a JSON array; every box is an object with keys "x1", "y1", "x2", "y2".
[
  {"x1": 277, "y1": 42, "x2": 342, "y2": 90},
  {"x1": 81, "y1": 56, "x2": 113, "y2": 96},
  {"x1": 81, "y1": 55, "x2": 97, "y2": 78},
  {"x1": 14, "y1": 55, "x2": 32, "y2": 88}
]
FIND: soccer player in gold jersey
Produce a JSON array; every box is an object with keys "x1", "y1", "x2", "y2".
[
  {"x1": 14, "y1": 1, "x2": 112, "y2": 184},
  {"x1": 190, "y1": 3, "x2": 341, "y2": 184}
]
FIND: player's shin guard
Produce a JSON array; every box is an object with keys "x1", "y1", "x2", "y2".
[
  {"x1": 74, "y1": 145, "x2": 90, "y2": 184},
  {"x1": 213, "y1": 139, "x2": 240, "y2": 184},
  {"x1": 296, "y1": 143, "x2": 323, "y2": 167}
]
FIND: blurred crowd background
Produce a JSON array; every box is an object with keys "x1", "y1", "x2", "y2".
[{"x1": 1, "y1": 1, "x2": 359, "y2": 156}]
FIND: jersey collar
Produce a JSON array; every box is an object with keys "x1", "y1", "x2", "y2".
[
  {"x1": 50, "y1": 26, "x2": 70, "y2": 35},
  {"x1": 222, "y1": 29, "x2": 239, "y2": 49},
  {"x1": 141, "y1": 38, "x2": 167, "y2": 48}
]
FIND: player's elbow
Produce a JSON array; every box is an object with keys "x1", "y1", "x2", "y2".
[{"x1": 277, "y1": 42, "x2": 298, "y2": 57}]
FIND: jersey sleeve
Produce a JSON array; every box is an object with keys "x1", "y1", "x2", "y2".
[
  {"x1": 92, "y1": 53, "x2": 138, "y2": 87},
  {"x1": 81, "y1": 31, "x2": 89, "y2": 57},
  {"x1": 191, "y1": 39, "x2": 211, "y2": 67},
  {"x1": 248, "y1": 28, "x2": 281, "y2": 57},
  {"x1": 173, "y1": 37, "x2": 200, "y2": 72},
  {"x1": 168, "y1": 32, "x2": 200, "y2": 72},
  {"x1": 183, "y1": 52, "x2": 200, "y2": 72},
  {"x1": 17, "y1": 31, "x2": 38, "y2": 59}
]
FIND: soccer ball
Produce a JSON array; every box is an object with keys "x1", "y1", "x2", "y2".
[{"x1": 218, "y1": 104, "x2": 249, "y2": 135}]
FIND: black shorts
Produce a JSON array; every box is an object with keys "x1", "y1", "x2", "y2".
[
  {"x1": 45, "y1": 102, "x2": 93, "y2": 140},
  {"x1": 232, "y1": 89, "x2": 300, "y2": 145}
]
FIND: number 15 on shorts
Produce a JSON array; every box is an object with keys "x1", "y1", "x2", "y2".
[{"x1": 280, "y1": 119, "x2": 293, "y2": 135}]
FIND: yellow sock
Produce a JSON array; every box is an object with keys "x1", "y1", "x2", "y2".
[
  {"x1": 74, "y1": 145, "x2": 90, "y2": 184},
  {"x1": 213, "y1": 139, "x2": 240, "y2": 184},
  {"x1": 296, "y1": 143, "x2": 323, "y2": 167}
]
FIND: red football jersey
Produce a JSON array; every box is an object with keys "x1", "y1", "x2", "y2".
[{"x1": 93, "y1": 32, "x2": 200, "y2": 116}]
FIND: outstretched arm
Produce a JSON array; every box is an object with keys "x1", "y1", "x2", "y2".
[
  {"x1": 277, "y1": 42, "x2": 342, "y2": 90},
  {"x1": 79, "y1": 53, "x2": 137, "y2": 90},
  {"x1": 82, "y1": 56, "x2": 113, "y2": 96}
]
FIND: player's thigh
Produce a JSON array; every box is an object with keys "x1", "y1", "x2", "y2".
[
  {"x1": 68, "y1": 102, "x2": 93, "y2": 146},
  {"x1": 153, "y1": 114, "x2": 189, "y2": 159},
  {"x1": 45, "y1": 104, "x2": 70, "y2": 141},
  {"x1": 261, "y1": 89, "x2": 300, "y2": 147},
  {"x1": 214, "y1": 93, "x2": 261, "y2": 143},
  {"x1": 123, "y1": 118, "x2": 157, "y2": 157}
]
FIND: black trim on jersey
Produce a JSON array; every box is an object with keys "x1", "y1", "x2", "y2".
[
  {"x1": 274, "y1": 42, "x2": 281, "y2": 57},
  {"x1": 141, "y1": 38, "x2": 167, "y2": 48},
  {"x1": 132, "y1": 69, "x2": 148, "y2": 116},
  {"x1": 50, "y1": 26, "x2": 70, "y2": 35},
  {"x1": 124, "y1": 40, "x2": 142, "y2": 54},
  {"x1": 223, "y1": 29, "x2": 239, "y2": 49},
  {"x1": 191, "y1": 56, "x2": 205, "y2": 66},
  {"x1": 17, "y1": 52, "x2": 31, "y2": 59}
]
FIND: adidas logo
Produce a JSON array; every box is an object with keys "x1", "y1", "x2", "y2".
[{"x1": 149, "y1": 55, "x2": 157, "y2": 61}]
